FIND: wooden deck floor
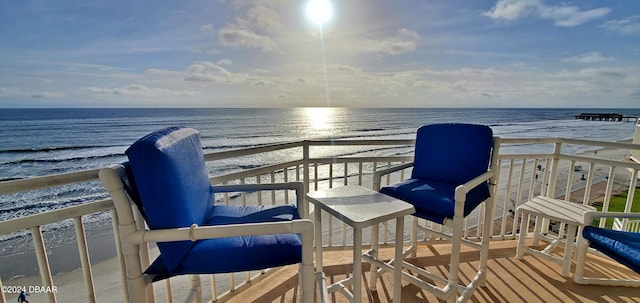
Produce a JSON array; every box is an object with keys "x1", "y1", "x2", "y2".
[{"x1": 227, "y1": 239, "x2": 640, "y2": 303}]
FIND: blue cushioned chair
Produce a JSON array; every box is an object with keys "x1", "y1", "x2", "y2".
[
  {"x1": 373, "y1": 123, "x2": 499, "y2": 303},
  {"x1": 99, "y1": 127, "x2": 315, "y2": 303},
  {"x1": 574, "y1": 211, "x2": 640, "y2": 287}
]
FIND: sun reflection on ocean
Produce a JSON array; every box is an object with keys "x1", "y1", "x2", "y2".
[{"x1": 305, "y1": 107, "x2": 335, "y2": 131}]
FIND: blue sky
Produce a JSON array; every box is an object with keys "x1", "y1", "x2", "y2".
[{"x1": 1, "y1": 0, "x2": 639, "y2": 108}]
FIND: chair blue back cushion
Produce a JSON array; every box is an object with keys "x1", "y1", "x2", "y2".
[
  {"x1": 411, "y1": 123, "x2": 493, "y2": 183},
  {"x1": 126, "y1": 126, "x2": 302, "y2": 279},
  {"x1": 125, "y1": 127, "x2": 214, "y2": 273},
  {"x1": 582, "y1": 226, "x2": 640, "y2": 274},
  {"x1": 380, "y1": 124, "x2": 493, "y2": 223}
]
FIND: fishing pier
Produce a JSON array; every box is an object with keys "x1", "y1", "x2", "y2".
[{"x1": 575, "y1": 113, "x2": 638, "y2": 122}]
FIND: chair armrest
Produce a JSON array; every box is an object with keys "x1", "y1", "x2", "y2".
[
  {"x1": 454, "y1": 171, "x2": 494, "y2": 201},
  {"x1": 452, "y1": 171, "x2": 494, "y2": 218},
  {"x1": 583, "y1": 211, "x2": 640, "y2": 226},
  {"x1": 130, "y1": 219, "x2": 314, "y2": 245},
  {"x1": 372, "y1": 162, "x2": 414, "y2": 190},
  {"x1": 211, "y1": 181, "x2": 307, "y2": 217}
]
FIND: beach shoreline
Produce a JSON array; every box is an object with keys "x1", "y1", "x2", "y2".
[{"x1": 0, "y1": 222, "x2": 117, "y2": 280}]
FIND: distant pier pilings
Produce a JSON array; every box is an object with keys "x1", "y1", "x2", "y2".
[{"x1": 575, "y1": 113, "x2": 638, "y2": 122}]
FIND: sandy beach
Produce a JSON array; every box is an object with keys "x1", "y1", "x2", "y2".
[{"x1": 1, "y1": 142, "x2": 635, "y2": 302}]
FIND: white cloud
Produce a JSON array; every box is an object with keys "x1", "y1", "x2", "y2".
[
  {"x1": 274, "y1": 93, "x2": 288, "y2": 99},
  {"x1": 563, "y1": 52, "x2": 614, "y2": 64},
  {"x1": 484, "y1": 0, "x2": 609, "y2": 27},
  {"x1": 184, "y1": 61, "x2": 246, "y2": 84},
  {"x1": 0, "y1": 87, "x2": 64, "y2": 99},
  {"x1": 217, "y1": 3, "x2": 282, "y2": 52},
  {"x1": 88, "y1": 84, "x2": 198, "y2": 98},
  {"x1": 200, "y1": 24, "x2": 215, "y2": 34},
  {"x1": 335, "y1": 65, "x2": 362, "y2": 74},
  {"x1": 363, "y1": 28, "x2": 420, "y2": 55},
  {"x1": 0, "y1": 87, "x2": 15, "y2": 97},
  {"x1": 602, "y1": 16, "x2": 640, "y2": 35},
  {"x1": 251, "y1": 78, "x2": 275, "y2": 87},
  {"x1": 246, "y1": 5, "x2": 282, "y2": 33},
  {"x1": 216, "y1": 59, "x2": 234, "y2": 66},
  {"x1": 537, "y1": 5, "x2": 609, "y2": 27},
  {"x1": 483, "y1": 0, "x2": 540, "y2": 21},
  {"x1": 30, "y1": 92, "x2": 65, "y2": 98},
  {"x1": 218, "y1": 26, "x2": 277, "y2": 52}
]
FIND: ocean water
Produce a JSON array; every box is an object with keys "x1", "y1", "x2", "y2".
[
  {"x1": 0, "y1": 107, "x2": 639, "y2": 271},
  {"x1": 1, "y1": 107, "x2": 639, "y2": 215},
  {"x1": 2, "y1": 108, "x2": 639, "y2": 181}
]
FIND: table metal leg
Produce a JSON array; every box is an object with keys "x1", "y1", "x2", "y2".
[
  {"x1": 533, "y1": 216, "x2": 543, "y2": 246},
  {"x1": 315, "y1": 207, "x2": 323, "y2": 271},
  {"x1": 353, "y1": 227, "x2": 362, "y2": 303},
  {"x1": 369, "y1": 223, "x2": 379, "y2": 291},
  {"x1": 516, "y1": 212, "x2": 529, "y2": 259},
  {"x1": 393, "y1": 217, "x2": 404, "y2": 302}
]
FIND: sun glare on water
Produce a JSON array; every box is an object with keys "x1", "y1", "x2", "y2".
[{"x1": 305, "y1": 107, "x2": 334, "y2": 131}]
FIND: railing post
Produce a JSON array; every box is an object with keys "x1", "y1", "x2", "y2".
[
  {"x1": 303, "y1": 140, "x2": 310, "y2": 195},
  {"x1": 0, "y1": 277, "x2": 6, "y2": 303},
  {"x1": 546, "y1": 139, "x2": 562, "y2": 197},
  {"x1": 623, "y1": 169, "x2": 639, "y2": 228},
  {"x1": 30, "y1": 226, "x2": 57, "y2": 303},
  {"x1": 73, "y1": 217, "x2": 96, "y2": 303}
]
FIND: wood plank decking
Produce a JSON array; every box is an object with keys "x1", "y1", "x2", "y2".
[{"x1": 228, "y1": 239, "x2": 640, "y2": 303}]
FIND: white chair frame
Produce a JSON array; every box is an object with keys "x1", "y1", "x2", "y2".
[
  {"x1": 100, "y1": 164, "x2": 315, "y2": 303},
  {"x1": 574, "y1": 211, "x2": 640, "y2": 287},
  {"x1": 372, "y1": 138, "x2": 500, "y2": 303}
]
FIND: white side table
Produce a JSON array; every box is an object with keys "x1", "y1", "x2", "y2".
[
  {"x1": 516, "y1": 195, "x2": 596, "y2": 277},
  {"x1": 306, "y1": 185, "x2": 415, "y2": 303}
]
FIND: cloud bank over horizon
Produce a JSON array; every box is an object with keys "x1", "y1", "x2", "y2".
[{"x1": 0, "y1": 0, "x2": 639, "y2": 108}]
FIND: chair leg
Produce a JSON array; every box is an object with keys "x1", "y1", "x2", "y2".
[
  {"x1": 190, "y1": 275, "x2": 202, "y2": 303},
  {"x1": 478, "y1": 201, "x2": 493, "y2": 286},
  {"x1": 301, "y1": 222, "x2": 315, "y2": 303},
  {"x1": 121, "y1": 234, "x2": 147, "y2": 303},
  {"x1": 446, "y1": 216, "x2": 464, "y2": 301},
  {"x1": 573, "y1": 229, "x2": 588, "y2": 284},
  {"x1": 411, "y1": 216, "x2": 419, "y2": 258},
  {"x1": 561, "y1": 224, "x2": 577, "y2": 277}
]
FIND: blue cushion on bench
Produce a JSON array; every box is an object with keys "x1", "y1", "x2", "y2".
[{"x1": 582, "y1": 226, "x2": 640, "y2": 274}]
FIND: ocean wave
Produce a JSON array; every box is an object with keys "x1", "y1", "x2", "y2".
[
  {"x1": 0, "y1": 145, "x2": 120, "y2": 153},
  {"x1": 2, "y1": 153, "x2": 124, "y2": 165}
]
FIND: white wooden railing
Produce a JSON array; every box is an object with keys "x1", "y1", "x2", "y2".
[
  {"x1": 614, "y1": 218, "x2": 640, "y2": 232},
  {"x1": 0, "y1": 138, "x2": 639, "y2": 303}
]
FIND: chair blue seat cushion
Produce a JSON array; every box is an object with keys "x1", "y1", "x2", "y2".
[
  {"x1": 582, "y1": 226, "x2": 640, "y2": 274},
  {"x1": 146, "y1": 204, "x2": 303, "y2": 280},
  {"x1": 380, "y1": 178, "x2": 490, "y2": 224}
]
